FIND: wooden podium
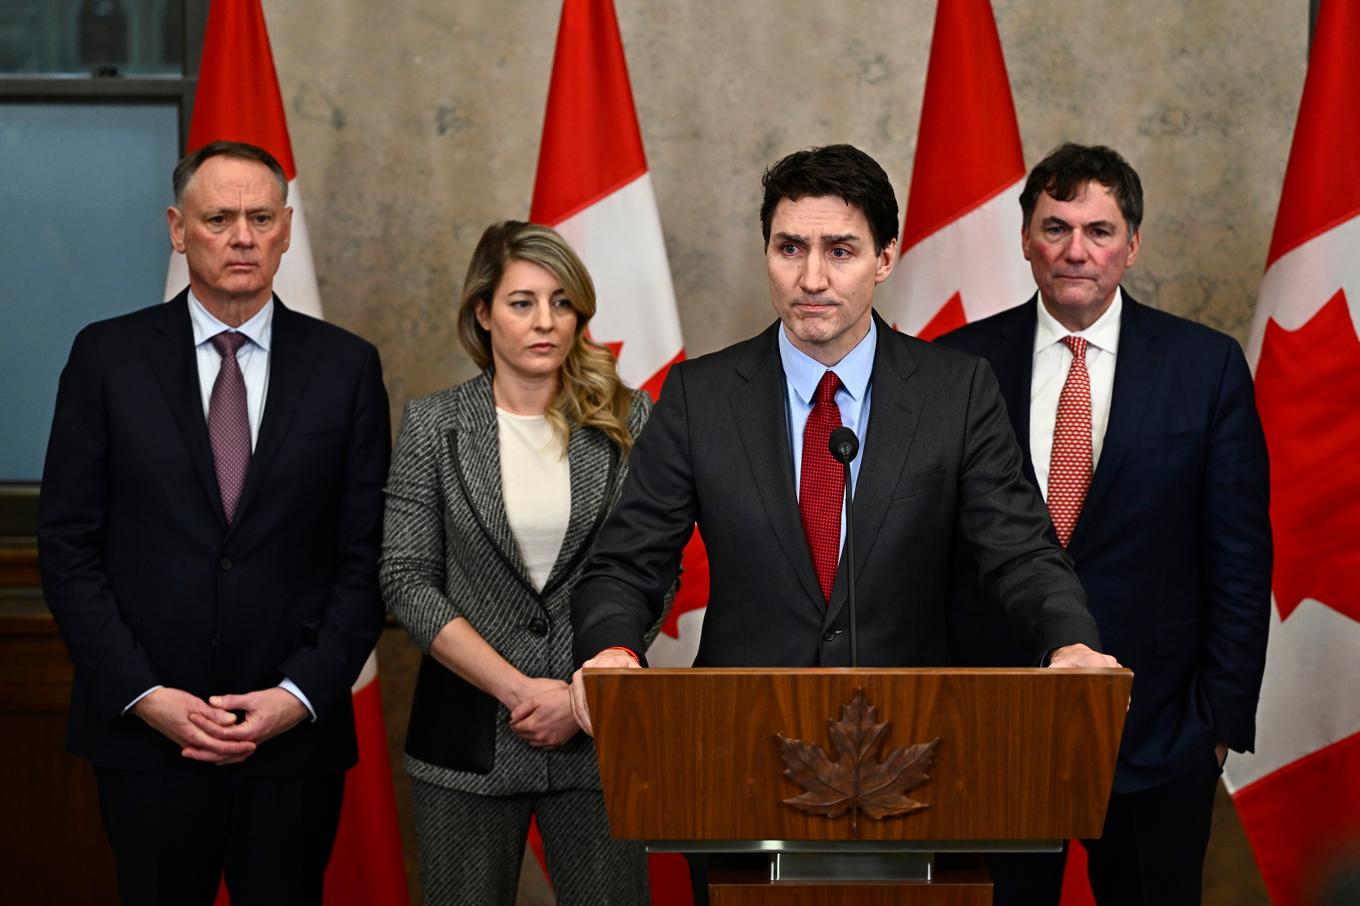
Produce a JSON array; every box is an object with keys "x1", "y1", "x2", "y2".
[{"x1": 584, "y1": 668, "x2": 1132, "y2": 905}]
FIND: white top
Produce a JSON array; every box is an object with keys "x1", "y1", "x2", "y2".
[
  {"x1": 497, "y1": 409, "x2": 571, "y2": 592},
  {"x1": 1029, "y1": 289, "x2": 1123, "y2": 500}
]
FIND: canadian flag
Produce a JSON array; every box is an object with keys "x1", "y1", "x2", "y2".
[
  {"x1": 884, "y1": 3, "x2": 1105, "y2": 902},
  {"x1": 168, "y1": 3, "x2": 408, "y2": 905},
  {"x1": 879, "y1": 0, "x2": 1034, "y2": 339},
  {"x1": 529, "y1": 0, "x2": 698, "y2": 902},
  {"x1": 1222, "y1": 1, "x2": 1360, "y2": 903}
]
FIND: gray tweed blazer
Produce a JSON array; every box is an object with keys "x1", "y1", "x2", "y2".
[{"x1": 381, "y1": 372, "x2": 653, "y2": 796}]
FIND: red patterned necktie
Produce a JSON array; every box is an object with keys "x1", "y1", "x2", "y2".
[
  {"x1": 800, "y1": 371, "x2": 844, "y2": 602},
  {"x1": 1048, "y1": 335, "x2": 1092, "y2": 547},
  {"x1": 209, "y1": 331, "x2": 251, "y2": 523}
]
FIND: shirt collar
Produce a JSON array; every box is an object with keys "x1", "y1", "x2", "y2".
[
  {"x1": 188, "y1": 291, "x2": 274, "y2": 353},
  {"x1": 778, "y1": 316, "x2": 877, "y2": 405},
  {"x1": 1034, "y1": 286, "x2": 1122, "y2": 355}
]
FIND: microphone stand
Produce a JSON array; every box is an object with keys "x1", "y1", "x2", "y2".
[
  {"x1": 843, "y1": 458, "x2": 857, "y2": 668},
  {"x1": 829, "y1": 427, "x2": 860, "y2": 668}
]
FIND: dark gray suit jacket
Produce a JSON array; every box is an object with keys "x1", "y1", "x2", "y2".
[{"x1": 573, "y1": 312, "x2": 1101, "y2": 667}]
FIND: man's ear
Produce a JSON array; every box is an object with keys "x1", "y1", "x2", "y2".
[
  {"x1": 875, "y1": 238, "x2": 897, "y2": 285},
  {"x1": 167, "y1": 206, "x2": 185, "y2": 253},
  {"x1": 1125, "y1": 228, "x2": 1141, "y2": 267}
]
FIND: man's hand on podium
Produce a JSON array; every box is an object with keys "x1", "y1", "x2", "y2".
[
  {"x1": 1047, "y1": 643, "x2": 1121, "y2": 669},
  {"x1": 570, "y1": 648, "x2": 641, "y2": 737}
]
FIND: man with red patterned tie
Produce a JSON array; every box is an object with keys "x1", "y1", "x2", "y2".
[
  {"x1": 568, "y1": 144, "x2": 1115, "y2": 726},
  {"x1": 936, "y1": 143, "x2": 1272, "y2": 906},
  {"x1": 38, "y1": 142, "x2": 390, "y2": 905}
]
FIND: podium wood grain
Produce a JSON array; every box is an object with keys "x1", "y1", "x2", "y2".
[{"x1": 584, "y1": 668, "x2": 1131, "y2": 843}]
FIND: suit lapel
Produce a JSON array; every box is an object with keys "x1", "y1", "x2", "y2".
[
  {"x1": 229, "y1": 299, "x2": 319, "y2": 534},
  {"x1": 540, "y1": 420, "x2": 616, "y2": 599},
  {"x1": 729, "y1": 324, "x2": 826, "y2": 608},
  {"x1": 447, "y1": 373, "x2": 536, "y2": 595},
  {"x1": 1073, "y1": 294, "x2": 1165, "y2": 548},
  {"x1": 145, "y1": 293, "x2": 226, "y2": 527},
  {"x1": 824, "y1": 314, "x2": 923, "y2": 629}
]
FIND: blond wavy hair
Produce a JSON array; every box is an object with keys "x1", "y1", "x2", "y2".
[{"x1": 457, "y1": 221, "x2": 636, "y2": 454}]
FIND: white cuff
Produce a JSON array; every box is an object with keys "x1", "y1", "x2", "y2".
[{"x1": 279, "y1": 678, "x2": 317, "y2": 722}]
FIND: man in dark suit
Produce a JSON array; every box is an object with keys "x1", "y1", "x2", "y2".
[
  {"x1": 936, "y1": 143, "x2": 1272, "y2": 905},
  {"x1": 37, "y1": 141, "x2": 391, "y2": 905},
  {"x1": 568, "y1": 144, "x2": 1116, "y2": 733}
]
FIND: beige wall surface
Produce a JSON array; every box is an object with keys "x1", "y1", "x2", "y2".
[
  {"x1": 263, "y1": 1, "x2": 1305, "y2": 902},
  {"x1": 264, "y1": 0, "x2": 1307, "y2": 414}
]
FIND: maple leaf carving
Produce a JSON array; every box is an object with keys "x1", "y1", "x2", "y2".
[{"x1": 776, "y1": 689, "x2": 941, "y2": 835}]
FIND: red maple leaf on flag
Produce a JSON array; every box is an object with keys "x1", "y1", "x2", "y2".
[
  {"x1": 917, "y1": 292, "x2": 968, "y2": 341},
  {"x1": 1253, "y1": 289, "x2": 1360, "y2": 623}
]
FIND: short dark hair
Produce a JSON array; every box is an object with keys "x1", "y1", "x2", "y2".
[
  {"x1": 172, "y1": 141, "x2": 289, "y2": 205},
  {"x1": 1020, "y1": 143, "x2": 1143, "y2": 237},
  {"x1": 760, "y1": 144, "x2": 899, "y2": 254}
]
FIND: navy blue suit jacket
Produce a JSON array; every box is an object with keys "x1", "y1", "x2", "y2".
[
  {"x1": 38, "y1": 292, "x2": 391, "y2": 776},
  {"x1": 937, "y1": 293, "x2": 1271, "y2": 793}
]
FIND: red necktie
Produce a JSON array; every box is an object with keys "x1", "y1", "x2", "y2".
[
  {"x1": 209, "y1": 331, "x2": 251, "y2": 523},
  {"x1": 1048, "y1": 335, "x2": 1092, "y2": 547},
  {"x1": 800, "y1": 371, "x2": 844, "y2": 601}
]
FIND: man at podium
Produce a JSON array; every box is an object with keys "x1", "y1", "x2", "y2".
[{"x1": 569, "y1": 143, "x2": 1117, "y2": 734}]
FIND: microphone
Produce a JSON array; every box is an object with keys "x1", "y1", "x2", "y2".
[
  {"x1": 829, "y1": 427, "x2": 859, "y2": 465},
  {"x1": 828, "y1": 427, "x2": 860, "y2": 667}
]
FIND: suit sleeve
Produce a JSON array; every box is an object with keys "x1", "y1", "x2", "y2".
[
  {"x1": 955, "y1": 356, "x2": 1103, "y2": 659},
  {"x1": 278, "y1": 344, "x2": 391, "y2": 721},
  {"x1": 37, "y1": 326, "x2": 161, "y2": 723},
  {"x1": 379, "y1": 398, "x2": 479, "y2": 651},
  {"x1": 572, "y1": 368, "x2": 696, "y2": 666},
  {"x1": 1195, "y1": 342, "x2": 1271, "y2": 751}
]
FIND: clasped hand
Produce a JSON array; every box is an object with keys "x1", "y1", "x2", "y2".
[
  {"x1": 507, "y1": 677, "x2": 579, "y2": 748},
  {"x1": 133, "y1": 686, "x2": 309, "y2": 765}
]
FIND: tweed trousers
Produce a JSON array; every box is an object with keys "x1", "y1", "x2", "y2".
[{"x1": 410, "y1": 777, "x2": 649, "y2": 905}]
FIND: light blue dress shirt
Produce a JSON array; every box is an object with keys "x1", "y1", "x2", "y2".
[{"x1": 777, "y1": 318, "x2": 876, "y2": 555}]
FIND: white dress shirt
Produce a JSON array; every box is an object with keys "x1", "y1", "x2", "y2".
[
  {"x1": 1029, "y1": 289, "x2": 1122, "y2": 500},
  {"x1": 188, "y1": 291, "x2": 272, "y2": 446}
]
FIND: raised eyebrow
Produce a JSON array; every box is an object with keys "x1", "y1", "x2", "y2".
[{"x1": 821, "y1": 233, "x2": 861, "y2": 246}]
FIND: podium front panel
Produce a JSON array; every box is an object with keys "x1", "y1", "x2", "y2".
[{"x1": 584, "y1": 668, "x2": 1130, "y2": 843}]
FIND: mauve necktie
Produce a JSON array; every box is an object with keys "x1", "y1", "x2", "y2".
[
  {"x1": 800, "y1": 371, "x2": 844, "y2": 602},
  {"x1": 1048, "y1": 335, "x2": 1092, "y2": 547},
  {"x1": 209, "y1": 331, "x2": 251, "y2": 523}
]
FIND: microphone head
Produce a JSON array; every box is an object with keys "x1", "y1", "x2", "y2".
[{"x1": 828, "y1": 426, "x2": 859, "y2": 464}]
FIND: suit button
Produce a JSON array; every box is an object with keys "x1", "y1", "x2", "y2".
[
  {"x1": 823, "y1": 630, "x2": 838, "y2": 642},
  {"x1": 528, "y1": 618, "x2": 548, "y2": 636},
  {"x1": 220, "y1": 558, "x2": 232, "y2": 570}
]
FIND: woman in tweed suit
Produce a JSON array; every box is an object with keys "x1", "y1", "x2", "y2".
[{"x1": 382, "y1": 221, "x2": 654, "y2": 904}]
